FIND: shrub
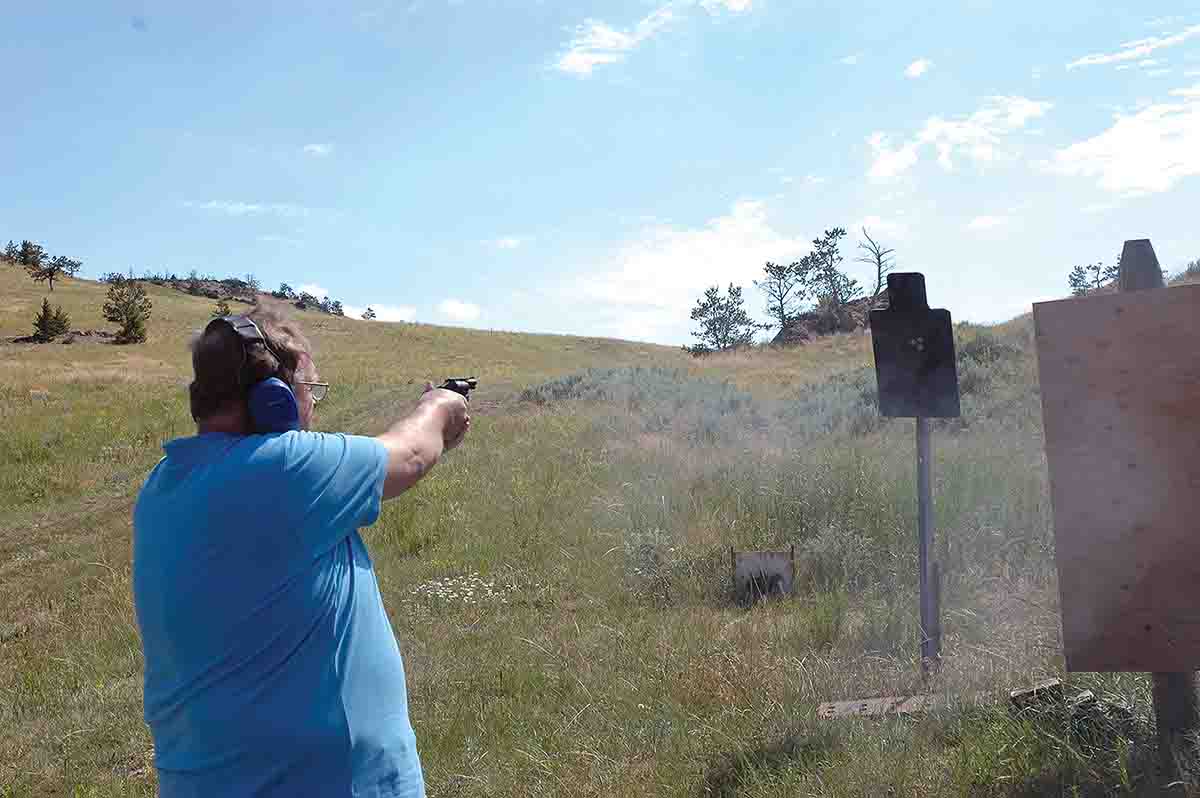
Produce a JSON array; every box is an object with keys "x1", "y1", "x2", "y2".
[
  {"x1": 32, "y1": 298, "x2": 70, "y2": 341},
  {"x1": 103, "y1": 279, "x2": 153, "y2": 343}
]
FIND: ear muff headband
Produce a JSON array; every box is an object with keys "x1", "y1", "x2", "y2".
[{"x1": 208, "y1": 315, "x2": 301, "y2": 434}]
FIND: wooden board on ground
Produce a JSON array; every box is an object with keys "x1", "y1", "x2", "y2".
[
  {"x1": 1034, "y1": 283, "x2": 1200, "y2": 672},
  {"x1": 817, "y1": 695, "x2": 939, "y2": 719}
]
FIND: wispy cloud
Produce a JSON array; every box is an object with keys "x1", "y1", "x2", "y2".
[
  {"x1": 303, "y1": 143, "x2": 333, "y2": 157},
  {"x1": 867, "y1": 96, "x2": 1052, "y2": 179},
  {"x1": 555, "y1": 0, "x2": 752, "y2": 75},
  {"x1": 555, "y1": 6, "x2": 677, "y2": 75},
  {"x1": 804, "y1": 174, "x2": 827, "y2": 185},
  {"x1": 967, "y1": 214, "x2": 1010, "y2": 231},
  {"x1": 701, "y1": 0, "x2": 752, "y2": 11},
  {"x1": 343, "y1": 303, "x2": 417, "y2": 322},
  {"x1": 905, "y1": 58, "x2": 933, "y2": 78},
  {"x1": 855, "y1": 215, "x2": 910, "y2": 241},
  {"x1": 298, "y1": 282, "x2": 330, "y2": 298},
  {"x1": 839, "y1": 53, "x2": 862, "y2": 66},
  {"x1": 492, "y1": 236, "x2": 527, "y2": 250},
  {"x1": 184, "y1": 200, "x2": 312, "y2": 218},
  {"x1": 438, "y1": 299, "x2": 481, "y2": 322},
  {"x1": 1067, "y1": 23, "x2": 1200, "y2": 69},
  {"x1": 1046, "y1": 82, "x2": 1200, "y2": 196},
  {"x1": 257, "y1": 234, "x2": 302, "y2": 246}
]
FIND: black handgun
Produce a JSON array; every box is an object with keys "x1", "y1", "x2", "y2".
[{"x1": 440, "y1": 378, "x2": 478, "y2": 400}]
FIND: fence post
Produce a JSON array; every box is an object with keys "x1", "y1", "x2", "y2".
[{"x1": 1116, "y1": 238, "x2": 1198, "y2": 788}]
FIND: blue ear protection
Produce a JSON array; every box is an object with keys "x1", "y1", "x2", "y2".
[{"x1": 208, "y1": 315, "x2": 301, "y2": 434}]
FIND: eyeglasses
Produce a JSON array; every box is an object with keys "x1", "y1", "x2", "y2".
[{"x1": 295, "y1": 381, "x2": 330, "y2": 403}]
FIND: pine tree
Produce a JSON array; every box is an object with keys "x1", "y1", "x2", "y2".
[
  {"x1": 103, "y1": 278, "x2": 153, "y2": 343},
  {"x1": 1068, "y1": 260, "x2": 1120, "y2": 296},
  {"x1": 50, "y1": 304, "x2": 71, "y2": 336},
  {"x1": 3, "y1": 241, "x2": 17, "y2": 262},
  {"x1": 686, "y1": 284, "x2": 765, "y2": 355},
  {"x1": 755, "y1": 261, "x2": 806, "y2": 331},
  {"x1": 32, "y1": 298, "x2": 70, "y2": 340},
  {"x1": 33, "y1": 299, "x2": 56, "y2": 340}
]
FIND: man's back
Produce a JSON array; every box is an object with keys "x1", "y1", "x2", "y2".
[{"x1": 133, "y1": 430, "x2": 424, "y2": 797}]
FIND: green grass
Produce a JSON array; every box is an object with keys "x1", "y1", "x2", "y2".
[{"x1": 0, "y1": 266, "x2": 1183, "y2": 796}]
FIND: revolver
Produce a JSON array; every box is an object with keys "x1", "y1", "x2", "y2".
[{"x1": 440, "y1": 378, "x2": 478, "y2": 400}]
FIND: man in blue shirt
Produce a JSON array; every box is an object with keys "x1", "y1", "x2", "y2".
[{"x1": 133, "y1": 307, "x2": 469, "y2": 797}]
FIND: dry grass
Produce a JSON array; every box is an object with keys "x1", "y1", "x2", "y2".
[{"x1": 0, "y1": 265, "x2": 1183, "y2": 797}]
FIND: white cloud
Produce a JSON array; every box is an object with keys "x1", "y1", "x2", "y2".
[
  {"x1": 555, "y1": 6, "x2": 676, "y2": 75},
  {"x1": 1047, "y1": 82, "x2": 1200, "y2": 195},
  {"x1": 303, "y1": 143, "x2": 333, "y2": 157},
  {"x1": 1148, "y1": 68, "x2": 1173, "y2": 77},
  {"x1": 298, "y1": 283, "x2": 330, "y2": 298},
  {"x1": 855, "y1": 215, "x2": 909, "y2": 241},
  {"x1": 343, "y1": 303, "x2": 417, "y2": 322},
  {"x1": 1139, "y1": 59, "x2": 1162, "y2": 67},
  {"x1": 183, "y1": 200, "x2": 312, "y2": 218},
  {"x1": 555, "y1": 0, "x2": 751, "y2": 75},
  {"x1": 1067, "y1": 24, "x2": 1200, "y2": 69},
  {"x1": 804, "y1": 174, "x2": 827, "y2": 185},
  {"x1": 867, "y1": 133, "x2": 920, "y2": 179},
  {"x1": 568, "y1": 199, "x2": 808, "y2": 342},
  {"x1": 257, "y1": 234, "x2": 302, "y2": 245},
  {"x1": 839, "y1": 53, "x2": 861, "y2": 66},
  {"x1": 867, "y1": 95, "x2": 1052, "y2": 179},
  {"x1": 967, "y1": 215, "x2": 1010, "y2": 230},
  {"x1": 779, "y1": 175, "x2": 795, "y2": 184},
  {"x1": 701, "y1": 0, "x2": 752, "y2": 11},
  {"x1": 905, "y1": 58, "x2": 933, "y2": 78},
  {"x1": 493, "y1": 236, "x2": 526, "y2": 250},
  {"x1": 438, "y1": 299, "x2": 481, "y2": 322}
]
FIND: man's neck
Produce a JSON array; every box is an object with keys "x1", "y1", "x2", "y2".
[{"x1": 197, "y1": 412, "x2": 249, "y2": 436}]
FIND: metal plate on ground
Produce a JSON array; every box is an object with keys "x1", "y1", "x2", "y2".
[{"x1": 731, "y1": 547, "x2": 795, "y2": 606}]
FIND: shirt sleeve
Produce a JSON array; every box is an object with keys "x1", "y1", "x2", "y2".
[{"x1": 282, "y1": 431, "x2": 389, "y2": 558}]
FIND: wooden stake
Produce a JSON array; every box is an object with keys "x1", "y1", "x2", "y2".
[
  {"x1": 917, "y1": 416, "x2": 939, "y2": 674},
  {"x1": 1117, "y1": 238, "x2": 1198, "y2": 788}
]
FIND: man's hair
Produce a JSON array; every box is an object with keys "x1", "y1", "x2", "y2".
[{"x1": 189, "y1": 304, "x2": 313, "y2": 422}]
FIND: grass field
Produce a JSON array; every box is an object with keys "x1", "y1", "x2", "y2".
[{"x1": 0, "y1": 266, "x2": 1182, "y2": 796}]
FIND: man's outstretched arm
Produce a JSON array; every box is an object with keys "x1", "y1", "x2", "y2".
[{"x1": 376, "y1": 385, "x2": 470, "y2": 501}]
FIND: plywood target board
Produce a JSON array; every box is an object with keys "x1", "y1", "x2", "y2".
[{"x1": 1034, "y1": 283, "x2": 1200, "y2": 672}]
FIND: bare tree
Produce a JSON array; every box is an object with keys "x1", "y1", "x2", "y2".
[{"x1": 856, "y1": 228, "x2": 895, "y2": 299}]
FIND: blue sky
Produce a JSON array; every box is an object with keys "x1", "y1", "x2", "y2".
[{"x1": 4, "y1": 1, "x2": 1199, "y2": 344}]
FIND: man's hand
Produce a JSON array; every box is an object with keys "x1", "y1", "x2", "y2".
[
  {"x1": 376, "y1": 384, "x2": 470, "y2": 501},
  {"x1": 420, "y1": 382, "x2": 470, "y2": 450}
]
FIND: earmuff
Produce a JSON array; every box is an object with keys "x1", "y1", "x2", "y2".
[{"x1": 207, "y1": 315, "x2": 301, "y2": 434}]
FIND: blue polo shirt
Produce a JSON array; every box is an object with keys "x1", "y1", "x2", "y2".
[{"x1": 132, "y1": 431, "x2": 424, "y2": 797}]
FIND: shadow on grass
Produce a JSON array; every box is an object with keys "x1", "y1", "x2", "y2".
[
  {"x1": 957, "y1": 702, "x2": 1191, "y2": 798},
  {"x1": 699, "y1": 727, "x2": 841, "y2": 798}
]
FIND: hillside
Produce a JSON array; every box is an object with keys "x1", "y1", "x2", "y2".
[{"x1": 0, "y1": 265, "x2": 1173, "y2": 796}]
